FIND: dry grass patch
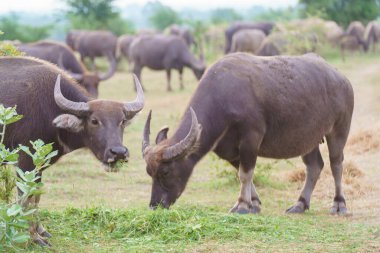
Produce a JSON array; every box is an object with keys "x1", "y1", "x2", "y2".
[
  {"x1": 347, "y1": 128, "x2": 380, "y2": 154},
  {"x1": 286, "y1": 160, "x2": 371, "y2": 199}
]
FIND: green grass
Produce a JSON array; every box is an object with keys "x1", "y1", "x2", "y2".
[{"x1": 26, "y1": 206, "x2": 375, "y2": 253}]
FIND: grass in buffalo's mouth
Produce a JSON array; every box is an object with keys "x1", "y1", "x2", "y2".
[{"x1": 26, "y1": 206, "x2": 374, "y2": 253}]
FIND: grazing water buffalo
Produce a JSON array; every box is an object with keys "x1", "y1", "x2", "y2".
[
  {"x1": 0, "y1": 56, "x2": 144, "y2": 245},
  {"x1": 347, "y1": 21, "x2": 365, "y2": 42},
  {"x1": 129, "y1": 34, "x2": 206, "y2": 91},
  {"x1": 67, "y1": 30, "x2": 118, "y2": 71},
  {"x1": 65, "y1": 29, "x2": 86, "y2": 51},
  {"x1": 230, "y1": 29, "x2": 266, "y2": 54},
  {"x1": 169, "y1": 24, "x2": 196, "y2": 48},
  {"x1": 17, "y1": 41, "x2": 116, "y2": 97},
  {"x1": 224, "y1": 22, "x2": 274, "y2": 53},
  {"x1": 142, "y1": 53, "x2": 354, "y2": 216},
  {"x1": 117, "y1": 35, "x2": 136, "y2": 63},
  {"x1": 364, "y1": 21, "x2": 380, "y2": 52}
]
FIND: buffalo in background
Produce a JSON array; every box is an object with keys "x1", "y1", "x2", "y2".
[{"x1": 17, "y1": 41, "x2": 116, "y2": 97}]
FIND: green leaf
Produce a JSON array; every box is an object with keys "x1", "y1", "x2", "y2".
[
  {"x1": 7, "y1": 204, "x2": 22, "y2": 217},
  {"x1": 11, "y1": 233, "x2": 30, "y2": 243}
]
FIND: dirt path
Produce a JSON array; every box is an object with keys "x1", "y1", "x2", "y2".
[{"x1": 341, "y1": 58, "x2": 380, "y2": 224}]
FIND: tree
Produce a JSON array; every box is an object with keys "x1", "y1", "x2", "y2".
[
  {"x1": 210, "y1": 8, "x2": 242, "y2": 25},
  {"x1": 0, "y1": 14, "x2": 52, "y2": 43},
  {"x1": 148, "y1": 1, "x2": 181, "y2": 30},
  {"x1": 64, "y1": 0, "x2": 135, "y2": 35},
  {"x1": 299, "y1": 0, "x2": 380, "y2": 27}
]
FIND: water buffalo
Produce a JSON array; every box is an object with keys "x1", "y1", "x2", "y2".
[
  {"x1": 129, "y1": 34, "x2": 206, "y2": 91},
  {"x1": 142, "y1": 53, "x2": 354, "y2": 217},
  {"x1": 0, "y1": 56, "x2": 144, "y2": 245},
  {"x1": 117, "y1": 34, "x2": 136, "y2": 63},
  {"x1": 17, "y1": 41, "x2": 116, "y2": 97},
  {"x1": 347, "y1": 21, "x2": 365, "y2": 42},
  {"x1": 364, "y1": 21, "x2": 380, "y2": 52},
  {"x1": 224, "y1": 22, "x2": 274, "y2": 53},
  {"x1": 325, "y1": 21, "x2": 344, "y2": 47},
  {"x1": 339, "y1": 35, "x2": 364, "y2": 61},
  {"x1": 65, "y1": 29, "x2": 86, "y2": 51},
  {"x1": 230, "y1": 29, "x2": 266, "y2": 54},
  {"x1": 67, "y1": 30, "x2": 118, "y2": 71},
  {"x1": 169, "y1": 24, "x2": 196, "y2": 48}
]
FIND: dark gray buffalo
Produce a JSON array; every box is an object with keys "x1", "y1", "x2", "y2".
[
  {"x1": 224, "y1": 22, "x2": 274, "y2": 53},
  {"x1": 0, "y1": 56, "x2": 144, "y2": 245},
  {"x1": 169, "y1": 24, "x2": 196, "y2": 48},
  {"x1": 66, "y1": 30, "x2": 118, "y2": 71},
  {"x1": 129, "y1": 34, "x2": 206, "y2": 91},
  {"x1": 18, "y1": 41, "x2": 116, "y2": 97},
  {"x1": 142, "y1": 53, "x2": 354, "y2": 216}
]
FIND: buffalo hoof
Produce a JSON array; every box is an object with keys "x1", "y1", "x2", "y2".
[
  {"x1": 229, "y1": 203, "x2": 261, "y2": 214},
  {"x1": 40, "y1": 230, "x2": 52, "y2": 238},
  {"x1": 330, "y1": 201, "x2": 348, "y2": 215},
  {"x1": 286, "y1": 204, "x2": 306, "y2": 214},
  {"x1": 33, "y1": 233, "x2": 51, "y2": 247}
]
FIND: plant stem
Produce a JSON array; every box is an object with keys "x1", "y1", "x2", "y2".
[{"x1": 0, "y1": 124, "x2": 5, "y2": 144}]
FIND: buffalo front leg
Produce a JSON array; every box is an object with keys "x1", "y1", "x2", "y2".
[
  {"x1": 229, "y1": 132, "x2": 262, "y2": 214},
  {"x1": 18, "y1": 167, "x2": 51, "y2": 246},
  {"x1": 179, "y1": 68, "x2": 184, "y2": 90},
  {"x1": 24, "y1": 195, "x2": 51, "y2": 246},
  {"x1": 287, "y1": 147, "x2": 324, "y2": 213},
  {"x1": 166, "y1": 69, "x2": 172, "y2": 92}
]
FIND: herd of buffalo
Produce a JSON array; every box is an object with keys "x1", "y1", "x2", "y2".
[{"x1": 3, "y1": 18, "x2": 375, "y2": 245}]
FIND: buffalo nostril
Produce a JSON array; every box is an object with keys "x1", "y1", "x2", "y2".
[{"x1": 110, "y1": 146, "x2": 128, "y2": 157}]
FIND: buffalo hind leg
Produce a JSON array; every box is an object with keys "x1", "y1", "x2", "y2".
[
  {"x1": 326, "y1": 133, "x2": 348, "y2": 215},
  {"x1": 229, "y1": 132, "x2": 262, "y2": 214},
  {"x1": 166, "y1": 69, "x2": 172, "y2": 92},
  {"x1": 287, "y1": 147, "x2": 324, "y2": 213}
]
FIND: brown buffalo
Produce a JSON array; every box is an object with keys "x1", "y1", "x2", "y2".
[
  {"x1": 142, "y1": 53, "x2": 354, "y2": 217},
  {"x1": 224, "y1": 22, "x2": 274, "y2": 53},
  {"x1": 129, "y1": 34, "x2": 206, "y2": 91},
  {"x1": 230, "y1": 29, "x2": 266, "y2": 54},
  {"x1": 65, "y1": 29, "x2": 86, "y2": 51},
  {"x1": 17, "y1": 41, "x2": 116, "y2": 97},
  {"x1": 0, "y1": 56, "x2": 144, "y2": 245}
]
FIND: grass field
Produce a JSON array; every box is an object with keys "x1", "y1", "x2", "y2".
[{"x1": 26, "y1": 52, "x2": 380, "y2": 252}]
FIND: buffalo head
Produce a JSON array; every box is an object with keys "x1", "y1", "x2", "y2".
[
  {"x1": 142, "y1": 108, "x2": 202, "y2": 208},
  {"x1": 53, "y1": 74, "x2": 144, "y2": 171},
  {"x1": 59, "y1": 54, "x2": 117, "y2": 98}
]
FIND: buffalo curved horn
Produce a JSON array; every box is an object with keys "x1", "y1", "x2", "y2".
[
  {"x1": 54, "y1": 74, "x2": 90, "y2": 116},
  {"x1": 124, "y1": 74, "x2": 144, "y2": 117},
  {"x1": 162, "y1": 107, "x2": 201, "y2": 161},
  {"x1": 58, "y1": 53, "x2": 83, "y2": 81},
  {"x1": 142, "y1": 110, "x2": 152, "y2": 156},
  {"x1": 98, "y1": 53, "x2": 117, "y2": 81}
]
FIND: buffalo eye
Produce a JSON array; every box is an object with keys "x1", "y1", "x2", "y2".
[
  {"x1": 121, "y1": 119, "x2": 128, "y2": 126},
  {"x1": 161, "y1": 168, "x2": 170, "y2": 177},
  {"x1": 90, "y1": 118, "x2": 99, "y2": 126}
]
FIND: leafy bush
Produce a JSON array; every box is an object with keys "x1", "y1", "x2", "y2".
[
  {"x1": 64, "y1": 0, "x2": 135, "y2": 35},
  {"x1": 0, "y1": 105, "x2": 58, "y2": 251}
]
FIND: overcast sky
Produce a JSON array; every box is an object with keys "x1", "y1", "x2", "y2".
[{"x1": 0, "y1": 0, "x2": 298, "y2": 14}]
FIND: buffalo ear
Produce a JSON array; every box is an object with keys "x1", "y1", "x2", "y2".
[
  {"x1": 155, "y1": 127, "x2": 169, "y2": 144},
  {"x1": 53, "y1": 114, "x2": 84, "y2": 133}
]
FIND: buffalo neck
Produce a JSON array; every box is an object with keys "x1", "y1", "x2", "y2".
[{"x1": 171, "y1": 87, "x2": 228, "y2": 167}]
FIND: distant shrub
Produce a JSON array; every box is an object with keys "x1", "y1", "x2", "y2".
[{"x1": 0, "y1": 14, "x2": 52, "y2": 43}]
